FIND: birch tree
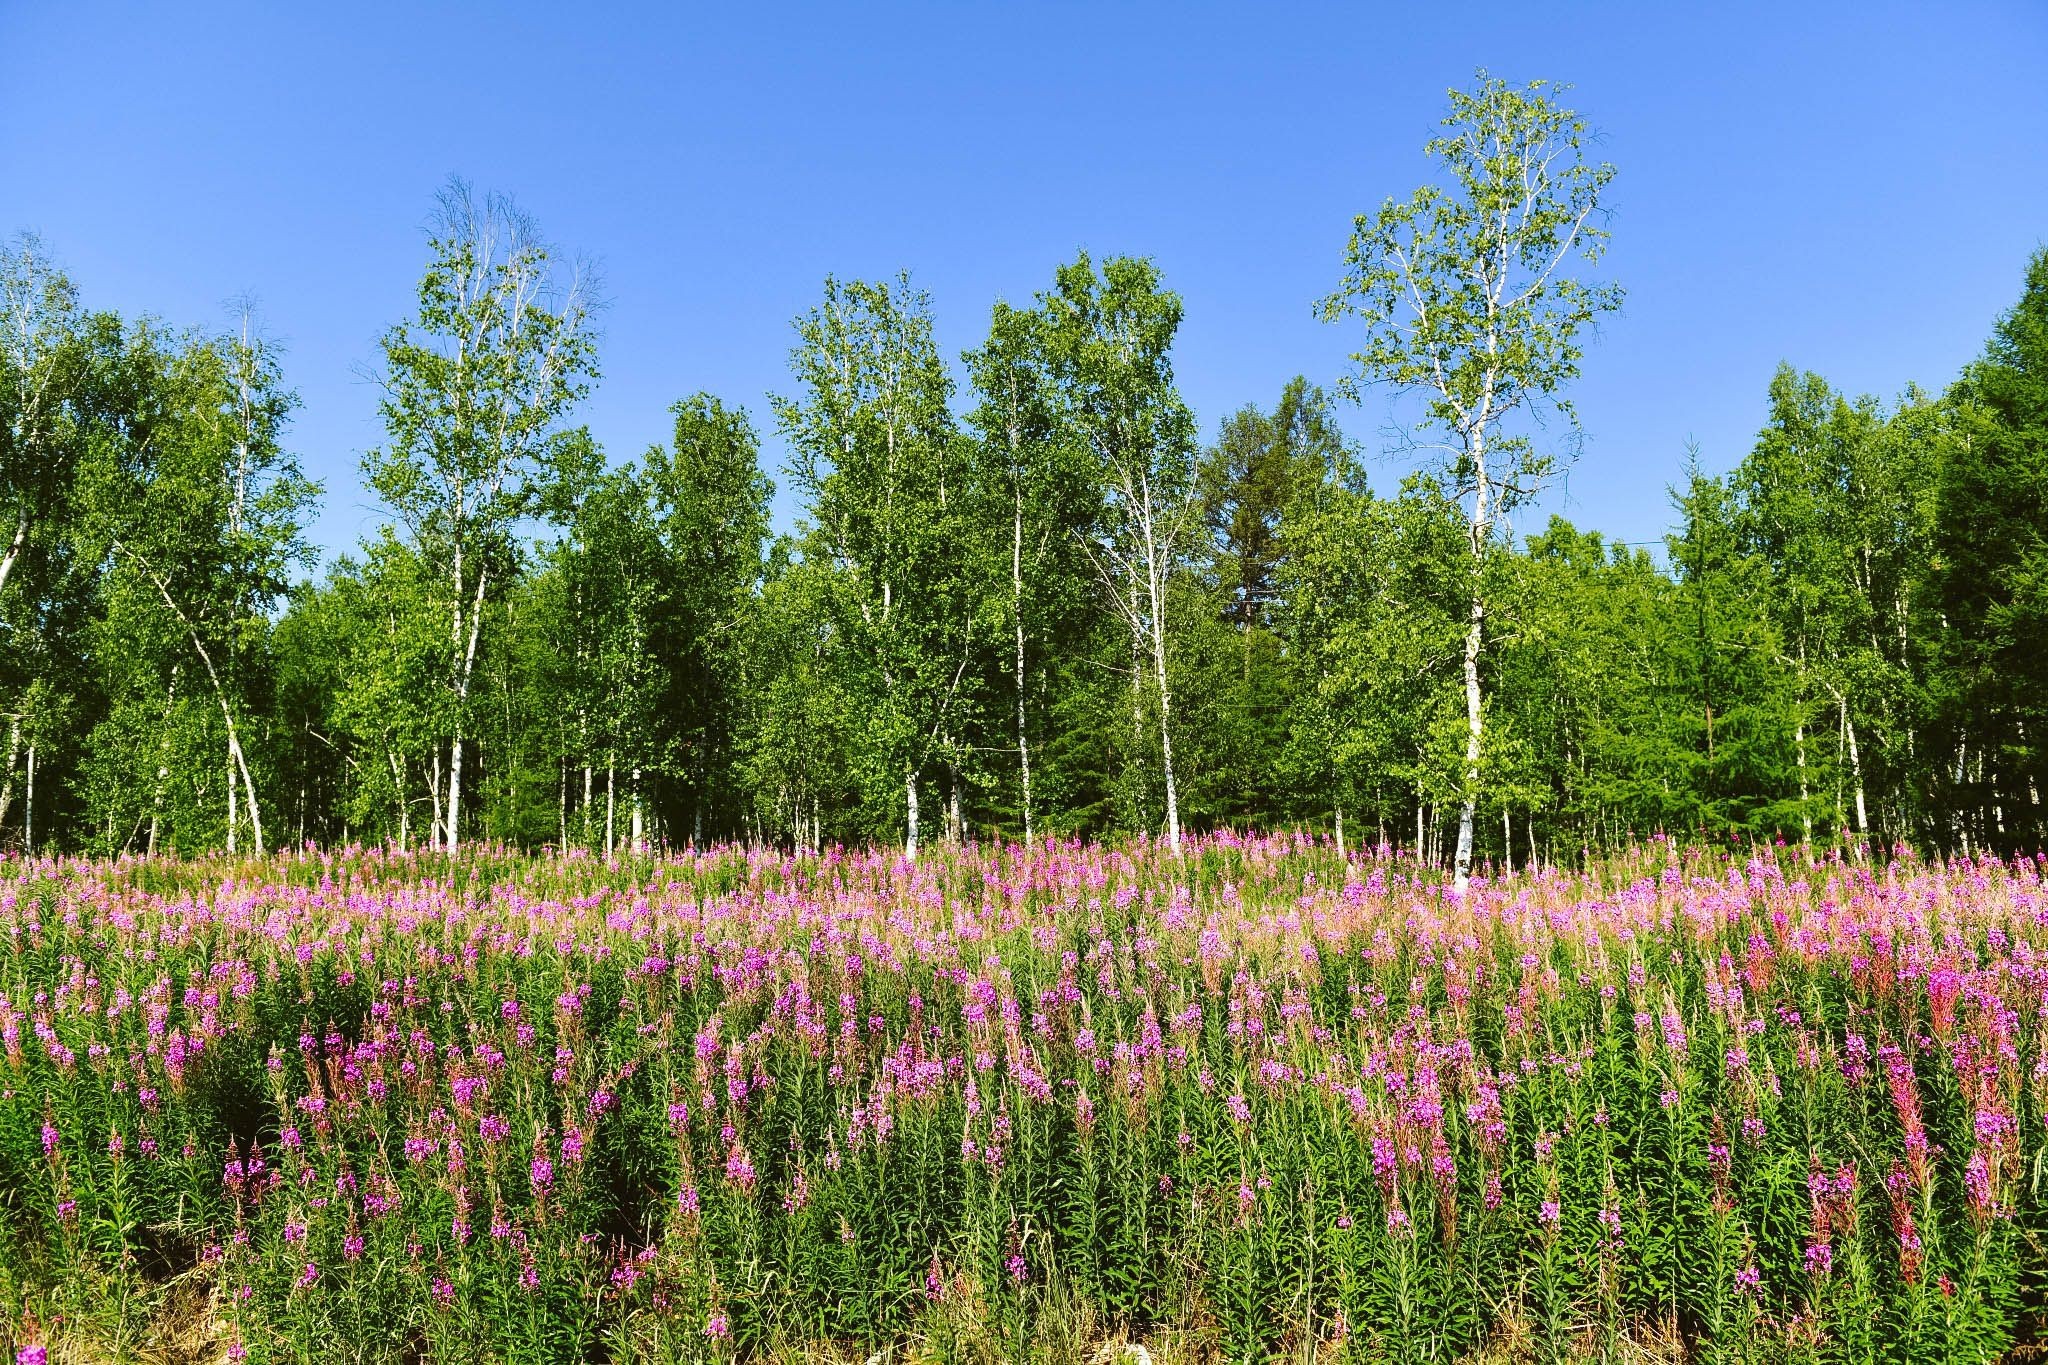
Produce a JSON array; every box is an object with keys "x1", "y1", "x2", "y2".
[
  {"x1": 965, "y1": 301, "x2": 1097, "y2": 846},
  {"x1": 1732, "y1": 367, "x2": 1894, "y2": 842},
  {"x1": 773, "y1": 274, "x2": 972, "y2": 860},
  {"x1": 1318, "y1": 73, "x2": 1622, "y2": 889},
  {"x1": 1043, "y1": 253, "x2": 1196, "y2": 854},
  {"x1": 365, "y1": 180, "x2": 597, "y2": 850},
  {"x1": 1, "y1": 235, "x2": 80, "y2": 606},
  {"x1": 76, "y1": 318, "x2": 315, "y2": 855}
]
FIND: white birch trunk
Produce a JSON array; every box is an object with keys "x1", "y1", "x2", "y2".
[
  {"x1": 1138, "y1": 479, "x2": 1182, "y2": 856},
  {"x1": 1453, "y1": 594, "x2": 1482, "y2": 890},
  {"x1": 1795, "y1": 717, "x2": 1813, "y2": 842},
  {"x1": 582, "y1": 754, "x2": 593, "y2": 850},
  {"x1": 1452, "y1": 423, "x2": 1489, "y2": 892},
  {"x1": 0, "y1": 713, "x2": 19, "y2": 830},
  {"x1": 0, "y1": 509, "x2": 27, "y2": 603},
  {"x1": 445, "y1": 559, "x2": 488, "y2": 853},
  {"x1": 131, "y1": 553, "x2": 264, "y2": 854},
  {"x1": 905, "y1": 768, "x2": 920, "y2": 863},
  {"x1": 428, "y1": 749, "x2": 444, "y2": 850},
  {"x1": 1013, "y1": 498, "x2": 1034, "y2": 846},
  {"x1": 1843, "y1": 702, "x2": 1868, "y2": 836},
  {"x1": 389, "y1": 749, "x2": 410, "y2": 853}
]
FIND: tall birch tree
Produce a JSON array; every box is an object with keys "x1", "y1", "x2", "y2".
[
  {"x1": 1043, "y1": 253, "x2": 1196, "y2": 853},
  {"x1": 1, "y1": 235, "x2": 80, "y2": 606},
  {"x1": 75, "y1": 319, "x2": 315, "y2": 855},
  {"x1": 965, "y1": 301, "x2": 1097, "y2": 846},
  {"x1": 1319, "y1": 73, "x2": 1622, "y2": 888},
  {"x1": 364, "y1": 180, "x2": 597, "y2": 850},
  {"x1": 773, "y1": 274, "x2": 971, "y2": 860}
]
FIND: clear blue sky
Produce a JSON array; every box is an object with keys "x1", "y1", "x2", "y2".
[{"x1": 5, "y1": 2, "x2": 2045, "y2": 563}]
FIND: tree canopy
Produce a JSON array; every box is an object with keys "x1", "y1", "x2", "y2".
[{"x1": 1, "y1": 79, "x2": 2042, "y2": 863}]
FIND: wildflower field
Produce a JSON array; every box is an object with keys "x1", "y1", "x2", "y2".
[{"x1": 2, "y1": 837, "x2": 2045, "y2": 1363}]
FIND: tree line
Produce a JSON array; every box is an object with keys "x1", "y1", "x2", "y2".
[{"x1": 1, "y1": 77, "x2": 2042, "y2": 864}]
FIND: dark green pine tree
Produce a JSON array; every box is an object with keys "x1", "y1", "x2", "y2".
[{"x1": 1182, "y1": 377, "x2": 1346, "y2": 829}]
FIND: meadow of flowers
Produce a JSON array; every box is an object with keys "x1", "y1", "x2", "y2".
[{"x1": 1, "y1": 835, "x2": 2045, "y2": 1363}]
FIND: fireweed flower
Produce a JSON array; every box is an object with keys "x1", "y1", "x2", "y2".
[{"x1": 7, "y1": 838, "x2": 2048, "y2": 1349}]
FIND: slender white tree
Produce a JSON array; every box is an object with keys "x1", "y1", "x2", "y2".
[
  {"x1": 1044, "y1": 253, "x2": 1197, "y2": 855},
  {"x1": 1319, "y1": 74, "x2": 1621, "y2": 889},
  {"x1": 365, "y1": 180, "x2": 598, "y2": 851}
]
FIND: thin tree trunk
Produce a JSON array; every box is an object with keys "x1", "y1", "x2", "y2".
[
  {"x1": 1453, "y1": 591, "x2": 1482, "y2": 889},
  {"x1": 605, "y1": 755, "x2": 616, "y2": 855},
  {"x1": 129, "y1": 551, "x2": 265, "y2": 853},
  {"x1": 1142, "y1": 494, "x2": 1182, "y2": 855},
  {"x1": 445, "y1": 736, "x2": 463, "y2": 853},
  {"x1": 149, "y1": 664, "x2": 182, "y2": 857},
  {"x1": 1844, "y1": 702, "x2": 1868, "y2": 836},
  {"x1": 1128, "y1": 578, "x2": 1148, "y2": 832},
  {"x1": 631, "y1": 767, "x2": 643, "y2": 850},
  {"x1": 1954, "y1": 737, "x2": 1968, "y2": 854},
  {"x1": 0, "y1": 713, "x2": 19, "y2": 830},
  {"x1": 1013, "y1": 498, "x2": 1034, "y2": 846},
  {"x1": 1452, "y1": 421, "x2": 1492, "y2": 892},
  {"x1": 22, "y1": 743, "x2": 31, "y2": 853},
  {"x1": 390, "y1": 749, "x2": 409, "y2": 853},
  {"x1": 0, "y1": 508, "x2": 28, "y2": 602},
  {"x1": 1503, "y1": 806, "x2": 1512, "y2": 876},
  {"x1": 1795, "y1": 717, "x2": 1813, "y2": 842},
  {"x1": 428, "y1": 749, "x2": 443, "y2": 849},
  {"x1": 905, "y1": 767, "x2": 920, "y2": 862},
  {"x1": 445, "y1": 564, "x2": 489, "y2": 853},
  {"x1": 1335, "y1": 805, "x2": 1345, "y2": 861}
]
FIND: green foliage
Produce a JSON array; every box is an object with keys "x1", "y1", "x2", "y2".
[{"x1": 3, "y1": 114, "x2": 2047, "y2": 873}]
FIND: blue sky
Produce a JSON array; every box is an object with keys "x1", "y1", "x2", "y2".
[{"x1": 5, "y1": 2, "x2": 2045, "y2": 564}]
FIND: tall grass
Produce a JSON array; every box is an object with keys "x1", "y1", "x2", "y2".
[{"x1": 0, "y1": 835, "x2": 2042, "y2": 1362}]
